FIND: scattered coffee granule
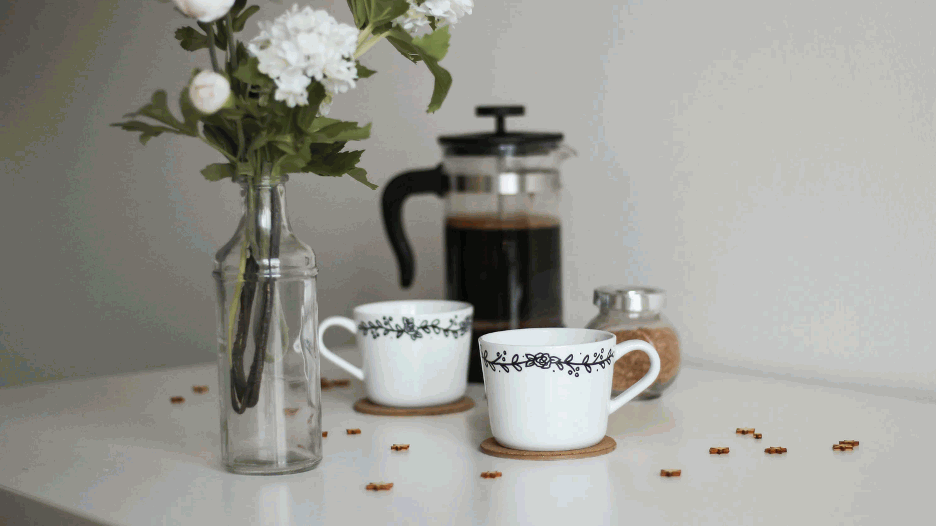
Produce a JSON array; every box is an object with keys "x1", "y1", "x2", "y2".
[
  {"x1": 765, "y1": 447, "x2": 787, "y2": 454},
  {"x1": 753, "y1": 433, "x2": 763, "y2": 439},
  {"x1": 480, "y1": 471, "x2": 502, "y2": 479},
  {"x1": 170, "y1": 396, "x2": 185, "y2": 404},
  {"x1": 832, "y1": 444, "x2": 853, "y2": 451},
  {"x1": 660, "y1": 469, "x2": 682, "y2": 477},
  {"x1": 321, "y1": 378, "x2": 353, "y2": 390},
  {"x1": 736, "y1": 428, "x2": 755, "y2": 435},
  {"x1": 322, "y1": 432, "x2": 328, "y2": 438},
  {"x1": 709, "y1": 447, "x2": 729, "y2": 455},
  {"x1": 191, "y1": 385, "x2": 209, "y2": 394},
  {"x1": 365, "y1": 482, "x2": 393, "y2": 491},
  {"x1": 346, "y1": 428, "x2": 361, "y2": 435},
  {"x1": 390, "y1": 444, "x2": 410, "y2": 451},
  {"x1": 839, "y1": 440, "x2": 859, "y2": 447},
  {"x1": 284, "y1": 408, "x2": 299, "y2": 417},
  {"x1": 609, "y1": 327, "x2": 680, "y2": 391}
]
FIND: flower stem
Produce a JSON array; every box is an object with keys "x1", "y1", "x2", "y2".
[
  {"x1": 354, "y1": 32, "x2": 386, "y2": 60},
  {"x1": 224, "y1": 14, "x2": 237, "y2": 69},
  {"x1": 206, "y1": 24, "x2": 221, "y2": 73},
  {"x1": 357, "y1": 24, "x2": 374, "y2": 47},
  {"x1": 225, "y1": 233, "x2": 249, "y2": 366}
]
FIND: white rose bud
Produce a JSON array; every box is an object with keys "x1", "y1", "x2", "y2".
[
  {"x1": 172, "y1": 0, "x2": 236, "y2": 23},
  {"x1": 188, "y1": 71, "x2": 232, "y2": 114}
]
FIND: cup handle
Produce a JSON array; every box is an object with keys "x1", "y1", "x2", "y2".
[
  {"x1": 317, "y1": 316, "x2": 365, "y2": 381},
  {"x1": 608, "y1": 339, "x2": 661, "y2": 414}
]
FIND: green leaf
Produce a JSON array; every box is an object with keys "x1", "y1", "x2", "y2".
[
  {"x1": 301, "y1": 117, "x2": 338, "y2": 134},
  {"x1": 387, "y1": 28, "x2": 453, "y2": 113},
  {"x1": 387, "y1": 32, "x2": 421, "y2": 63},
  {"x1": 295, "y1": 106, "x2": 319, "y2": 133},
  {"x1": 201, "y1": 163, "x2": 236, "y2": 181},
  {"x1": 202, "y1": 123, "x2": 238, "y2": 161},
  {"x1": 366, "y1": 0, "x2": 411, "y2": 25},
  {"x1": 196, "y1": 21, "x2": 225, "y2": 47},
  {"x1": 271, "y1": 134, "x2": 299, "y2": 155},
  {"x1": 272, "y1": 154, "x2": 310, "y2": 178},
  {"x1": 307, "y1": 82, "x2": 327, "y2": 116},
  {"x1": 230, "y1": 0, "x2": 248, "y2": 18},
  {"x1": 232, "y1": 56, "x2": 273, "y2": 89},
  {"x1": 420, "y1": 54, "x2": 452, "y2": 113},
  {"x1": 110, "y1": 120, "x2": 179, "y2": 146},
  {"x1": 124, "y1": 90, "x2": 193, "y2": 133},
  {"x1": 348, "y1": 0, "x2": 368, "y2": 28},
  {"x1": 310, "y1": 121, "x2": 372, "y2": 143},
  {"x1": 412, "y1": 25, "x2": 450, "y2": 61},
  {"x1": 302, "y1": 142, "x2": 364, "y2": 177},
  {"x1": 233, "y1": 5, "x2": 260, "y2": 32},
  {"x1": 305, "y1": 149, "x2": 364, "y2": 177},
  {"x1": 175, "y1": 26, "x2": 209, "y2": 52},
  {"x1": 356, "y1": 62, "x2": 377, "y2": 79},
  {"x1": 178, "y1": 90, "x2": 200, "y2": 135},
  {"x1": 347, "y1": 167, "x2": 378, "y2": 189}
]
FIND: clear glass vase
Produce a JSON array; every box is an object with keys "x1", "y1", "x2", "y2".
[{"x1": 213, "y1": 170, "x2": 322, "y2": 475}]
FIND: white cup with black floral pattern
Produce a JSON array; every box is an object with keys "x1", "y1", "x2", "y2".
[
  {"x1": 318, "y1": 300, "x2": 474, "y2": 407},
  {"x1": 479, "y1": 328, "x2": 660, "y2": 451}
]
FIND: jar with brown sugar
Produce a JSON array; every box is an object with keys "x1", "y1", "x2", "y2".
[{"x1": 585, "y1": 286, "x2": 680, "y2": 399}]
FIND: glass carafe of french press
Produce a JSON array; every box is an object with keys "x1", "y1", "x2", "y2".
[{"x1": 381, "y1": 106, "x2": 574, "y2": 382}]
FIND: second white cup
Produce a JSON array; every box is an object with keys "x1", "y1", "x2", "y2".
[
  {"x1": 480, "y1": 328, "x2": 661, "y2": 451},
  {"x1": 318, "y1": 300, "x2": 474, "y2": 407}
]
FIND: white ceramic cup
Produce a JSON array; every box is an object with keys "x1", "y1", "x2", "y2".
[
  {"x1": 318, "y1": 300, "x2": 474, "y2": 407},
  {"x1": 479, "y1": 328, "x2": 661, "y2": 451}
]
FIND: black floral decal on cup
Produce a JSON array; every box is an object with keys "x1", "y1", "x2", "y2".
[
  {"x1": 481, "y1": 348, "x2": 613, "y2": 377},
  {"x1": 358, "y1": 315, "x2": 472, "y2": 341}
]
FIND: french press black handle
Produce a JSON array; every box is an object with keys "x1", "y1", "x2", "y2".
[{"x1": 381, "y1": 165, "x2": 450, "y2": 288}]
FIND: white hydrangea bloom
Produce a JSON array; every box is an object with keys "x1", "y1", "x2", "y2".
[
  {"x1": 394, "y1": 0, "x2": 473, "y2": 35},
  {"x1": 247, "y1": 4, "x2": 360, "y2": 110}
]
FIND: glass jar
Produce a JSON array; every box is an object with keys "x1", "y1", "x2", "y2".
[
  {"x1": 213, "y1": 171, "x2": 322, "y2": 475},
  {"x1": 585, "y1": 286, "x2": 680, "y2": 399}
]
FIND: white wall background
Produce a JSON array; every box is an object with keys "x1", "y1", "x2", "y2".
[{"x1": 2, "y1": 0, "x2": 935, "y2": 393}]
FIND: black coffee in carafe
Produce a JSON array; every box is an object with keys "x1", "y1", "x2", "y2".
[
  {"x1": 445, "y1": 215, "x2": 562, "y2": 324},
  {"x1": 382, "y1": 106, "x2": 575, "y2": 382}
]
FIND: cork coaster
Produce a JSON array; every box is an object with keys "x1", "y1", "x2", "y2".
[
  {"x1": 353, "y1": 396, "x2": 475, "y2": 416},
  {"x1": 479, "y1": 436, "x2": 617, "y2": 461}
]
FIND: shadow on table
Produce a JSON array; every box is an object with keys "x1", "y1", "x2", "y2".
[{"x1": 0, "y1": 487, "x2": 111, "y2": 526}]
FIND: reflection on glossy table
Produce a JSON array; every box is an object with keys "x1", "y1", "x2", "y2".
[{"x1": 1, "y1": 355, "x2": 933, "y2": 525}]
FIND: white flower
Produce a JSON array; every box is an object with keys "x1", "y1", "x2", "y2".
[
  {"x1": 394, "y1": 4, "x2": 431, "y2": 35},
  {"x1": 172, "y1": 0, "x2": 236, "y2": 24},
  {"x1": 248, "y1": 4, "x2": 360, "y2": 110},
  {"x1": 394, "y1": 0, "x2": 473, "y2": 35},
  {"x1": 188, "y1": 70, "x2": 231, "y2": 114}
]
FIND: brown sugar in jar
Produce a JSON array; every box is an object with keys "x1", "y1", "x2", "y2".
[{"x1": 585, "y1": 286, "x2": 681, "y2": 399}]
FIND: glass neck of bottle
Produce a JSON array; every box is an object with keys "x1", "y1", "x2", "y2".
[{"x1": 237, "y1": 172, "x2": 292, "y2": 259}]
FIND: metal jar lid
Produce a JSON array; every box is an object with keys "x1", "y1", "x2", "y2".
[{"x1": 593, "y1": 286, "x2": 666, "y2": 313}]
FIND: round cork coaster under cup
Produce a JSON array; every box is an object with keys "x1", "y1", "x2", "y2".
[
  {"x1": 353, "y1": 396, "x2": 475, "y2": 416},
  {"x1": 479, "y1": 436, "x2": 617, "y2": 461}
]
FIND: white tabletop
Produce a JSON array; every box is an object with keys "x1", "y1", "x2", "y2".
[{"x1": 1, "y1": 358, "x2": 933, "y2": 525}]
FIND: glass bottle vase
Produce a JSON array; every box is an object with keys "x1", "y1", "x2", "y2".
[{"x1": 213, "y1": 171, "x2": 322, "y2": 475}]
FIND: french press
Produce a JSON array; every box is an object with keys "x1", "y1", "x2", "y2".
[{"x1": 381, "y1": 106, "x2": 574, "y2": 382}]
